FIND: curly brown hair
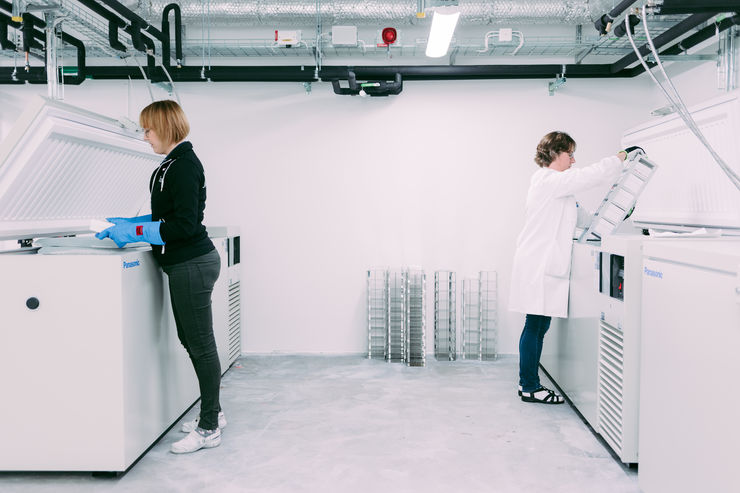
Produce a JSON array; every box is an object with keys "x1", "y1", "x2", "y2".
[{"x1": 534, "y1": 131, "x2": 576, "y2": 167}]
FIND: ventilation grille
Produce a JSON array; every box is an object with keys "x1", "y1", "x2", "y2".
[
  {"x1": 227, "y1": 280, "x2": 241, "y2": 365},
  {"x1": 598, "y1": 320, "x2": 625, "y2": 453}
]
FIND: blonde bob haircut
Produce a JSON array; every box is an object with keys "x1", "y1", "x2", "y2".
[{"x1": 139, "y1": 100, "x2": 190, "y2": 146}]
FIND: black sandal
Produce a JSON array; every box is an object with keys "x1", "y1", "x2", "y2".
[{"x1": 521, "y1": 386, "x2": 564, "y2": 404}]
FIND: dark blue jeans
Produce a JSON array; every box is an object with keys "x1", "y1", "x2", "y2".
[
  {"x1": 518, "y1": 314, "x2": 552, "y2": 393},
  {"x1": 162, "y1": 249, "x2": 222, "y2": 431}
]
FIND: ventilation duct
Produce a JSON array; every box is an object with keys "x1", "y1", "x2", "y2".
[{"x1": 135, "y1": 0, "x2": 623, "y2": 27}]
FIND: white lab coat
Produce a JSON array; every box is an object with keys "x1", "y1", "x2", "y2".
[{"x1": 509, "y1": 156, "x2": 624, "y2": 318}]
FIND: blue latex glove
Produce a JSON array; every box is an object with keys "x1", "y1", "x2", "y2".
[
  {"x1": 106, "y1": 214, "x2": 152, "y2": 225},
  {"x1": 96, "y1": 221, "x2": 164, "y2": 248}
]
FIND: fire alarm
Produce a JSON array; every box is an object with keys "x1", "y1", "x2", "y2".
[{"x1": 381, "y1": 27, "x2": 397, "y2": 45}]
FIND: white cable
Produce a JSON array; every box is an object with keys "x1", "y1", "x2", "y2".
[
  {"x1": 477, "y1": 30, "x2": 524, "y2": 55},
  {"x1": 511, "y1": 32, "x2": 525, "y2": 56},
  {"x1": 160, "y1": 63, "x2": 181, "y2": 105},
  {"x1": 477, "y1": 31, "x2": 498, "y2": 53},
  {"x1": 628, "y1": 8, "x2": 740, "y2": 190},
  {"x1": 642, "y1": 8, "x2": 740, "y2": 189},
  {"x1": 125, "y1": 55, "x2": 155, "y2": 102}
]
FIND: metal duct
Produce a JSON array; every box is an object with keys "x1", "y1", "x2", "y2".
[{"x1": 135, "y1": 0, "x2": 622, "y2": 26}]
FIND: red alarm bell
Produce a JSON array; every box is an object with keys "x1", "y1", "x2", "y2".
[{"x1": 381, "y1": 27, "x2": 397, "y2": 45}]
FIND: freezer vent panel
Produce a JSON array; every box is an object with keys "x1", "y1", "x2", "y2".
[
  {"x1": 0, "y1": 134, "x2": 156, "y2": 221},
  {"x1": 598, "y1": 320, "x2": 625, "y2": 453},
  {"x1": 227, "y1": 280, "x2": 241, "y2": 364},
  {"x1": 434, "y1": 271, "x2": 456, "y2": 361}
]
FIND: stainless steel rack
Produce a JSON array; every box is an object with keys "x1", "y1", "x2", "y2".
[
  {"x1": 433, "y1": 271, "x2": 456, "y2": 361},
  {"x1": 366, "y1": 268, "x2": 388, "y2": 360},
  {"x1": 460, "y1": 271, "x2": 498, "y2": 361},
  {"x1": 405, "y1": 267, "x2": 426, "y2": 367},
  {"x1": 367, "y1": 266, "x2": 425, "y2": 366}
]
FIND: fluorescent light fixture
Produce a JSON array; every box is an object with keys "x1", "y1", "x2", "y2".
[{"x1": 425, "y1": 6, "x2": 460, "y2": 58}]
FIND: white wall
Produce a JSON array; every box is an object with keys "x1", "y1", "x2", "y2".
[{"x1": 1, "y1": 65, "x2": 717, "y2": 355}]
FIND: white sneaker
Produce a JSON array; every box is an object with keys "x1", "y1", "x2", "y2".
[
  {"x1": 171, "y1": 428, "x2": 221, "y2": 454},
  {"x1": 180, "y1": 411, "x2": 227, "y2": 433}
]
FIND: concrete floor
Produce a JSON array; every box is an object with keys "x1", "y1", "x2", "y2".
[{"x1": 0, "y1": 355, "x2": 639, "y2": 493}]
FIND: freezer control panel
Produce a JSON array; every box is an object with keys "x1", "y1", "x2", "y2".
[{"x1": 600, "y1": 252, "x2": 625, "y2": 301}]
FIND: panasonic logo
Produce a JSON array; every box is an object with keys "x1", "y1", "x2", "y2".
[
  {"x1": 123, "y1": 260, "x2": 141, "y2": 269},
  {"x1": 643, "y1": 267, "x2": 663, "y2": 279}
]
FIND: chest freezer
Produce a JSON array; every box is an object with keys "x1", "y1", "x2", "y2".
[
  {"x1": 0, "y1": 97, "x2": 236, "y2": 472},
  {"x1": 639, "y1": 239, "x2": 740, "y2": 493}
]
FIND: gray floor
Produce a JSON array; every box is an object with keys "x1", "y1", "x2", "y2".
[{"x1": 0, "y1": 355, "x2": 639, "y2": 493}]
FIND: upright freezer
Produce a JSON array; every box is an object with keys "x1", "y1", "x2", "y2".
[{"x1": 639, "y1": 239, "x2": 740, "y2": 493}]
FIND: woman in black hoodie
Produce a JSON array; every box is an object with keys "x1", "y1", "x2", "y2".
[{"x1": 97, "y1": 100, "x2": 225, "y2": 454}]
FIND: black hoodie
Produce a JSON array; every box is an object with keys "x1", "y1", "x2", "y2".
[{"x1": 148, "y1": 141, "x2": 214, "y2": 266}]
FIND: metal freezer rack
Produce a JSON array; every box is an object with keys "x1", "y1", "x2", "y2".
[
  {"x1": 434, "y1": 271, "x2": 456, "y2": 361},
  {"x1": 460, "y1": 271, "x2": 499, "y2": 361},
  {"x1": 578, "y1": 152, "x2": 658, "y2": 243},
  {"x1": 366, "y1": 267, "x2": 426, "y2": 367},
  {"x1": 366, "y1": 268, "x2": 388, "y2": 360},
  {"x1": 387, "y1": 270, "x2": 407, "y2": 363},
  {"x1": 405, "y1": 268, "x2": 426, "y2": 367},
  {"x1": 479, "y1": 271, "x2": 498, "y2": 361}
]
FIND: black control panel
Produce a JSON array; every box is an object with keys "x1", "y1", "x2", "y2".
[{"x1": 600, "y1": 252, "x2": 625, "y2": 301}]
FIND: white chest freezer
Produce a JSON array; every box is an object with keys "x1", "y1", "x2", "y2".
[
  {"x1": 639, "y1": 239, "x2": 740, "y2": 493},
  {"x1": 0, "y1": 97, "x2": 238, "y2": 472},
  {"x1": 540, "y1": 241, "x2": 601, "y2": 429}
]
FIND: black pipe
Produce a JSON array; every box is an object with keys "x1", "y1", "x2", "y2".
[
  {"x1": 610, "y1": 12, "x2": 715, "y2": 73},
  {"x1": 74, "y1": 0, "x2": 127, "y2": 52},
  {"x1": 22, "y1": 12, "x2": 42, "y2": 51},
  {"x1": 85, "y1": 65, "x2": 317, "y2": 82},
  {"x1": 107, "y1": 17, "x2": 126, "y2": 52},
  {"x1": 594, "y1": 0, "x2": 638, "y2": 35},
  {"x1": 141, "y1": 31, "x2": 156, "y2": 72},
  {"x1": 60, "y1": 32, "x2": 86, "y2": 85},
  {"x1": 0, "y1": 66, "x2": 46, "y2": 83},
  {"x1": 97, "y1": 0, "x2": 163, "y2": 40},
  {"x1": 626, "y1": 13, "x2": 740, "y2": 77},
  {"x1": 162, "y1": 3, "x2": 182, "y2": 68},
  {"x1": 0, "y1": 14, "x2": 17, "y2": 49},
  {"x1": 656, "y1": 0, "x2": 740, "y2": 14}
]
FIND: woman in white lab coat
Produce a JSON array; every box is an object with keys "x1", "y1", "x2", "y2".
[{"x1": 509, "y1": 131, "x2": 627, "y2": 404}]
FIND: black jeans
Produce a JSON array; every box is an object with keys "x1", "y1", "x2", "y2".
[
  {"x1": 162, "y1": 248, "x2": 222, "y2": 431},
  {"x1": 518, "y1": 314, "x2": 552, "y2": 393}
]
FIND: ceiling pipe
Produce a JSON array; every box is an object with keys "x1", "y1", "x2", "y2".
[
  {"x1": 161, "y1": 3, "x2": 182, "y2": 69},
  {"x1": 609, "y1": 12, "x2": 715, "y2": 73},
  {"x1": 652, "y1": 0, "x2": 740, "y2": 15},
  {"x1": 139, "y1": 0, "x2": 619, "y2": 26},
  {"x1": 0, "y1": 2, "x2": 86, "y2": 84}
]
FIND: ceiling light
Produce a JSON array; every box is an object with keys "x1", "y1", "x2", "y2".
[{"x1": 425, "y1": 6, "x2": 460, "y2": 58}]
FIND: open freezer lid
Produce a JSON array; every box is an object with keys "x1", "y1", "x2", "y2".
[{"x1": 0, "y1": 97, "x2": 161, "y2": 241}]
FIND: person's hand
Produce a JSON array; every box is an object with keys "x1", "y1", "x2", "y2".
[
  {"x1": 105, "y1": 217, "x2": 131, "y2": 225},
  {"x1": 105, "y1": 214, "x2": 153, "y2": 225},
  {"x1": 617, "y1": 150, "x2": 628, "y2": 162},
  {"x1": 95, "y1": 221, "x2": 164, "y2": 248}
]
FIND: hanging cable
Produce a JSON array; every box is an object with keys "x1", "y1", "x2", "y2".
[
  {"x1": 160, "y1": 62, "x2": 181, "y2": 104},
  {"x1": 124, "y1": 55, "x2": 155, "y2": 102},
  {"x1": 626, "y1": 7, "x2": 740, "y2": 191}
]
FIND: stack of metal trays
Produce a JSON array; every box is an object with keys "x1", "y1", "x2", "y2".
[
  {"x1": 366, "y1": 268, "x2": 388, "y2": 360},
  {"x1": 479, "y1": 271, "x2": 498, "y2": 361},
  {"x1": 387, "y1": 269, "x2": 407, "y2": 363},
  {"x1": 405, "y1": 268, "x2": 426, "y2": 367},
  {"x1": 434, "y1": 271, "x2": 456, "y2": 361},
  {"x1": 460, "y1": 278, "x2": 481, "y2": 360}
]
